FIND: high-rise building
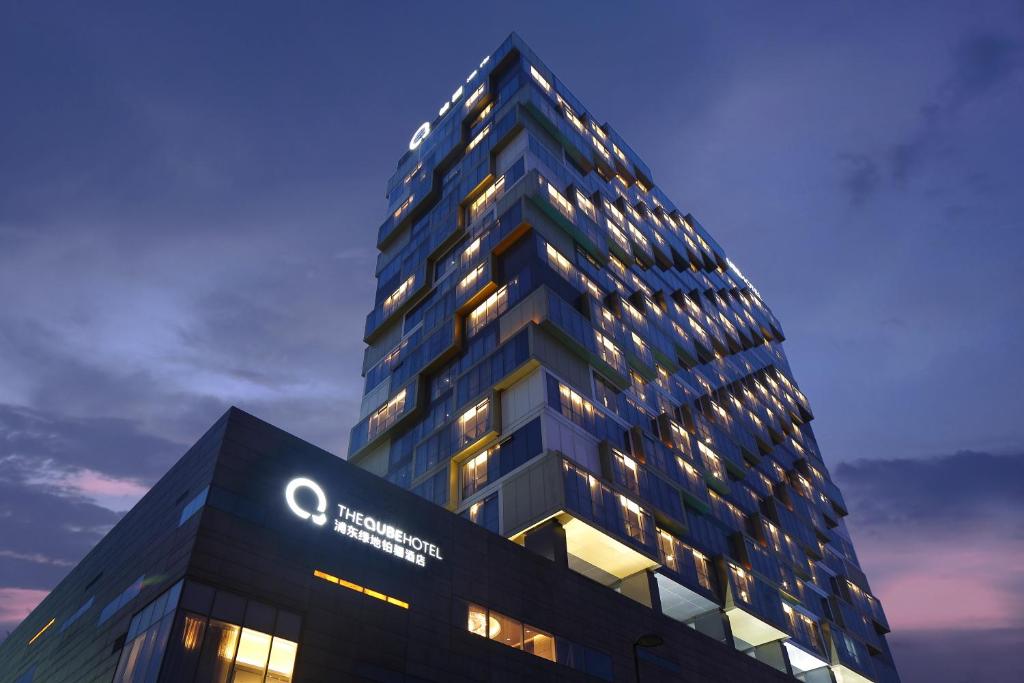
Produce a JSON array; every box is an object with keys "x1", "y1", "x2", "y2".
[
  {"x1": 348, "y1": 33, "x2": 898, "y2": 683},
  {"x1": 0, "y1": 32, "x2": 899, "y2": 683}
]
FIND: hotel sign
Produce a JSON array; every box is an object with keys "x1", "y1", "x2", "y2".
[{"x1": 284, "y1": 477, "x2": 443, "y2": 568}]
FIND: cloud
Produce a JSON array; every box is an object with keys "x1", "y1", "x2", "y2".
[
  {"x1": 836, "y1": 451, "x2": 1024, "y2": 680},
  {"x1": 0, "y1": 588, "x2": 50, "y2": 634}
]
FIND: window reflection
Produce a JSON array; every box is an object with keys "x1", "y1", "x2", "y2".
[{"x1": 196, "y1": 620, "x2": 240, "y2": 683}]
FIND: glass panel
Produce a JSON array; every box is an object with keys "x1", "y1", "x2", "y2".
[
  {"x1": 265, "y1": 637, "x2": 298, "y2": 682},
  {"x1": 127, "y1": 626, "x2": 159, "y2": 683},
  {"x1": 158, "y1": 613, "x2": 206, "y2": 683},
  {"x1": 488, "y1": 611, "x2": 523, "y2": 649},
  {"x1": 112, "y1": 632, "x2": 148, "y2": 683},
  {"x1": 142, "y1": 614, "x2": 175, "y2": 683},
  {"x1": 524, "y1": 625, "x2": 555, "y2": 661},
  {"x1": 467, "y1": 603, "x2": 488, "y2": 637},
  {"x1": 194, "y1": 620, "x2": 240, "y2": 683},
  {"x1": 230, "y1": 628, "x2": 272, "y2": 683}
]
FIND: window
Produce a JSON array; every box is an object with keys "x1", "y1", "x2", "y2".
[
  {"x1": 619, "y1": 494, "x2": 645, "y2": 542},
  {"x1": 468, "y1": 176, "x2": 505, "y2": 224},
  {"x1": 546, "y1": 182, "x2": 575, "y2": 221},
  {"x1": 178, "y1": 487, "x2": 209, "y2": 527},
  {"x1": 463, "y1": 492, "x2": 499, "y2": 532},
  {"x1": 233, "y1": 628, "x2": 273, "y2": 682},
  {"x1": 467, "y1": 124, "x2": 490, "y2": 151},
  {"x1": 467, "y1": 285, "x2": 509, "y2": 336},
  {"x1": 464, "y1": 603, "x2": 606, "y2": 676},
  {"x1": 594, "y1": 331, "x2": 623, "y2": 372},
  {"x1": 382, "y1": 274, "x2": 415, "y2": 316},
  {"x1": 457, "y1": 264, "x2": 485, "y2": 295},
  {"x1": 593, "y1": 374, "x2": 619, "y2": 412},
  {"x1": 524, "y1": 625, "x2": 556, "y2": 662},
  {"x1": 111, "y1": 580, "x2": 183, "y2": 683},
  {"x1": 465, "y1": 83, "x2": 484, "y2": 108},
  {"x1": 698, "y1": 441, "x2": 725, "y2": 480},
  {"x1": 529, "y1": 65, "x2": 551, "y2": 92},
  {"x1": 462, "y1": 450, "x2": 490, "y2": 498},
  {"x1": 458, "y1": 399, "x2": 490, "y2": 446},
  {"x1": 575, "y1": 190, "x2": 596, "y2": 220},
  {"x1": 612, "y1": 450, "x2": 639, "y2": 493},
  {"x1": 367, "y1": 389, "x2": 407, "y2": 440},
  {"x1": 730, "y1": 565, "x2": 752, "y2": 604}
]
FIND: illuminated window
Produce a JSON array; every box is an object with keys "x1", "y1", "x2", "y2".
[
  {"x1": 606, "y1": 219, "x2": 630, "y2": 252},
  {"x1": 591, "y1": 135, "x2": 611, "y2": 159},
  {"x1": 393, "y1": 194, "x2": 414, "y2": 220},
  {"x1": 458, "y1": 399, "x2": 490, "y2": 446},
  {"x1": 467, "y1": 284, "x2": 509, "y2": 335},
  {"x1": 468, "y1": 175, "x2": 505, "y2": 223},
  {"x1": 490, "y1": 611, "x2": 524, "y2": 648},
  {"x1": 367, "y1": 389, "x2": 407, "y2": 440},
  {"x1": 467, "y1": 124, "x2": 491, "y2": 151},
  {"x1": 545, "y1": 242, "x2": 574, "y2": 279},
  {"x1": 594, "y1": 331, "x2": 623, "y2": 371},
  {"x1": 462, "y1": 236, "x2": 482, "y2": 265},
  {"x1": 575, "y1": 190, "x2": 596, "y2": 220},
  {"x1": 457, "y1": 264, "x2": 485, "y2": 295},
  {"x1": 619, "y1": 494, "x2": 645, "y2": 542},
  {"x1": 557, "y1": 383, "x2": 596, "y2": 425},
  {"x1": 546, "y1": 182, "x2": 575, "y2": 221},
  {"x1": 462, "y1": 450, "x2": 490, "y2": 498},
  {"x1": 465, "y1": 83, "x2": 484, "y2": 108},
  {"x1": 524, "y1": 625, "x2": 556, "y2": 662},
  {"x1": 730, "y1": 565, "x2": 752, "y2": 603},
  {"x1": 232, "y1": 628, "x2": 272, "y2": 682},
  {"x1": 612, "y1": 450, "x2": 639, "y2": 493},
  {"x1": 382, "y1": 274, "x2": 415, "y2": 316},
  {"x1": 474, "y1": 102, "x2": 493, "y2": 125},
  {"x1": 698, "y1": 441, "x2": 725, "y2": 480},
  {"x1": 592, "y1": 122, "x2": 607, "y2": 140},
  {"x1": 529, "y1": 65, "x2": 551, "y2": 92}
]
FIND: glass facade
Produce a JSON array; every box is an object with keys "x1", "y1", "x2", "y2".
[{"x1": 349, "y1": 33, "x2": 897, "y2": 682}]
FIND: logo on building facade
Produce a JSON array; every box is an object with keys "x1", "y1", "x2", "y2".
[{"x1": 284, "y1": 477, "x2": 443, "y2": 568}]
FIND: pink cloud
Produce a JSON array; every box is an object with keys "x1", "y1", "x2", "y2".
[
  {"x1": 0, "y1": 588, "x2": 49, "y2": 624},
  {"x1": 60, "y1": 468, "x2": 148, "y2": 500},
  {"x1": 854, "y1": 533, "x2": 1024, "y2": 632}
]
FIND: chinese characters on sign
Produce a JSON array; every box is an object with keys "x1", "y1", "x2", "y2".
[{"x1": 284, "y1": 477, "x2": 443, "y2": 568}]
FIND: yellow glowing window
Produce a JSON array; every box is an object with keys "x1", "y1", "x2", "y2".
[
  {"x1": 591, "y1": 135, "x2": 611, "y2": 159},
  {"x1": 594, "y1": 331, "x2": 623, "y2": 370},
  {"x1": 574, "y1": 190, "x2": 596, "y2": 220},
  {"x1": 392, "y1": 194, "x2": 414, "y2": 219},
  {"x1": 636, "y1": 179, "x2": 649, "y2": 193},
  {"x1": 457, "y1": 264, "x2": 485, "y2": 294},
  {"x1": 467, "y1": 175, "x2": 505, "y2": 223},
  {"x1": 462, "y1": 237, "x2": 481, "y2": 264},
  {"x1": 467, "y1": 124, "x2": 491, "y2": 151},
  {"x1": 603, "y1": 199, "x2": 624, "y2": 225},
  {"x1": 592, "y1": 122, "x2": 607, "y2": 140},
  {"x1": 465, "y1": 83, "x2": 484, "y2": 108},
  {"x1": 382, "y1": 274, "x2": 415, "y2": 316},
  {"x1": 313, "y1": 570, "x2": 409, "y2": 609},
  {"x1": 474, "y1": 102, "x2": 493, "y2": 125},
  {"x1": 545, "y1": 242, "x2": 574, "y2": 279},
  {"x1": 367, "y1": 389, "x2": 407, "y2": 440},
  {"x1": 529, "y1": 65, "x2": 551, "y2": 92},
  {"x1": 467, "y1": 284, "x2": 508, "y2": 335},
  {"x1": 462, "y1": 449, "x2": 490, "y2": 497},
  {"x1": 458, "y1": 399, "x2": 490, "y2": 445},
  {"x1": 546, "y1": 182, "x2": 575, "y2": 220}
]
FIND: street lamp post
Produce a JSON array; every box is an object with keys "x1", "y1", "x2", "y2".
[{"x1": 632, "y1": 633, "x2": 665, "y2": 683}]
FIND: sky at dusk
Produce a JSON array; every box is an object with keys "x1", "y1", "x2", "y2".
[{"x1": 2, "y1": 2, "x2": 1023, "y2": 680}]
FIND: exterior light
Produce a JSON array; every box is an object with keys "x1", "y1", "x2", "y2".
[{"x1": 408, "y1": 121, "x2": 431, "y2": 151}]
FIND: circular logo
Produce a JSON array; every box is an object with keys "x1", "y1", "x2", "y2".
[
  {"x1": 408, "y1": 121, "x2": 431, "y2": 151},
  {"x1": 285, "y1": 477, "x2": 328, "y2": 526}
]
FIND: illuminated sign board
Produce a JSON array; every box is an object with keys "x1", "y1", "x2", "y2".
[{"x1": 285, "y1": 477, "x2": 443, "y2": 568}]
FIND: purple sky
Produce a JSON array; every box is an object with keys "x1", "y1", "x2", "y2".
[{"x1": 2, "y1": 2, "x2": 1023, "y2": 680}]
